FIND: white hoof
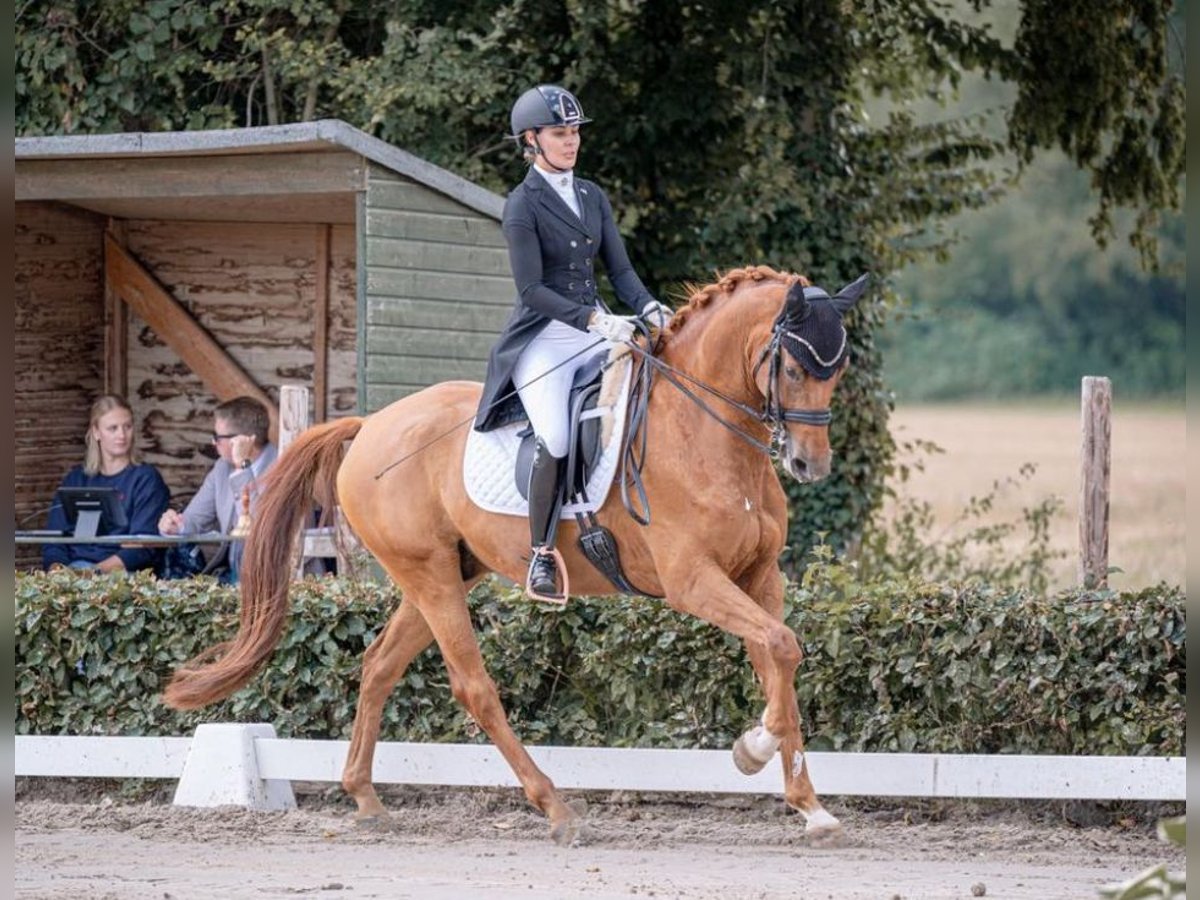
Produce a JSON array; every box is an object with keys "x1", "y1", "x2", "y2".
[
  {"x1": 803, "y1": 808, "x2": 842, "y2": 836},
  {"x1": 731, "y1": 724, "x2": 780, "y2": 776},
  {"x1": 732, "y1": 734, "x2": 767, "y2": 775}
]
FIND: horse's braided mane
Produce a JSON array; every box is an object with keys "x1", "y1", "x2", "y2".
[{"x1": 661, "y1": 265, "x2": 811, "y2": 341}]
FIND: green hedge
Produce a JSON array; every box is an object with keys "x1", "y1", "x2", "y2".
[{"x1": 14, "y1": 567, "x2": 1184, "y2": 756}]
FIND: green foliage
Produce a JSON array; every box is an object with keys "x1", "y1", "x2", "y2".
[
  {"x1": 15, "y1": 0, "x2": 1185, "y2": 560},
  {"x1": 885, "y1": 156, "x2": 1185, "y2": 402},
  {"x1": 1009, "y1": 0, "x2": 1185, "y2": 267},
  {"x1": 15, "y1": 571, "x2": 1184, "y2": 759},
  {"x1": 795, "y1": 552, "x2": 1184, "y2": 755}
]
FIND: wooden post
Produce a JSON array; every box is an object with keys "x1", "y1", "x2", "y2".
[
  {"x1": 333, "y1": 504, "x2": 363, "y2": 579},
  {"x1": 1079, "y1": 377, "x2": 1112, "y2": 588},
  {"x1": 103, "y1": 220, "x2": 128, "y2": 396},
  {"x1": 278, "y1": 385, "x2": 311, "y2": 455},
  {"x1": 313, "y1": 225, "x2": 331, "y2": 424},
  {"x1": 276, "y1": 385, "x2": 367, "y2": 578},
  {"x1": 278, "y1": 384, "x2": 312, "y2": 579}
]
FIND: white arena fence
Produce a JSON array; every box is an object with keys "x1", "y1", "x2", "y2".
[{"x1": 15, "y1": 724, "x2": 1184, "y2": 811}]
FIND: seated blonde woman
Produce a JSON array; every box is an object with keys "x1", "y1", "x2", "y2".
[{"x1": 43, "y1": 394, "x2": 170, "y2": 574}]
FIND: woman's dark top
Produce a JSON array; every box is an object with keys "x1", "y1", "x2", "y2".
[
  {"x1": 474, "y1": 166, "x2": 656, "y2": 431},
  {"x1": 43, "y1": 463, "x2": 170, "y2": 572}
]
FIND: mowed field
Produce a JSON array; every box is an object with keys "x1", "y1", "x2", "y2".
[{"x1": 885, "y1": 401, "x2": 1185, "y2": 591}]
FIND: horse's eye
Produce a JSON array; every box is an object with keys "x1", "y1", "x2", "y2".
[{"x1": 784, "y1": 366, "x2": 802, "y2": 381}]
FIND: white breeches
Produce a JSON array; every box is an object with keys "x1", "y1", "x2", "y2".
[{"x1": 514, "y1": 319, "x2": 610, "y2": 457}]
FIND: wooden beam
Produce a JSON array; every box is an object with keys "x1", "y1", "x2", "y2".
[
  {"x1": 103, "y1": 220, "x2": 128, "y2": 397},
  {"x1": 67, "y1": 193, "x2": 358, "y2": 225},
  {"x1": 104, "y1": 233, "x2": 279, "y2": 441},
  {"x1": 18, "y1": 151, "x2": 366, "y2": 202},
  {"x1": 313, "y1": 225, "x2": 331, "y2": 423}
]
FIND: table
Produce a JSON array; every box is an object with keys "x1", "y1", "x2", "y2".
[{"x1": 14, "y1": 532, "x2": 241, "y2": 546}]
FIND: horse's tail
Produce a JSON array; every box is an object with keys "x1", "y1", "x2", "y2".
[{"x1": 163, "y1": 415, "x2": 366, "y2": 711}]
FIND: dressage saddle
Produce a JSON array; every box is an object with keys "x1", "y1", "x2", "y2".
[{"x1": 512, "y1": 354, "x2": 659, "y2": 598}]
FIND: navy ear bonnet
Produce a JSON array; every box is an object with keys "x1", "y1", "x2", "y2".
[{"x1": 776, "y1": 275, "x2": 868, "y2": 380}]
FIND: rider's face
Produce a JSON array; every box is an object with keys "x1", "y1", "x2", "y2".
[{"x1": 529, "y1": 125, "x2": 580, "y2": 171}]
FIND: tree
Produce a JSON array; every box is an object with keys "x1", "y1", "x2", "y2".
[{"x1": 16, "y1": 0, "x2": 1184, "y2": 568}]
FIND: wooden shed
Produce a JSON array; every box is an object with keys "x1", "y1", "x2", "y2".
[{"x1": 15, "y1": 120, "x2": 511, "y2": 563}]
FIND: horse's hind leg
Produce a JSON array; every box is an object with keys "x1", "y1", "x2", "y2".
[
  {"x1": 342, "y1": 599, "x2": 435, "y2": 824},
  {"x1": 407, "y1": 575, "x2": 584, "y2": 845}
]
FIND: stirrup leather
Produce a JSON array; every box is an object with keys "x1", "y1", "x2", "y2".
[{"x1": 526, "y1": 545, "x2": 569, "y2": 606}]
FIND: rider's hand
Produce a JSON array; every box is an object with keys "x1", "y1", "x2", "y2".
[
  {"x1": 587, "y1": 312, "x2": 637, "y2": 344},
  {"x1": 639, "y1": 299, "x2": 674, "y2": 331}
]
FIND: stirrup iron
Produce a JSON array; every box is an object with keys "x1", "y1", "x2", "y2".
[{"x1": 526, "y1": 545, "x2": 569, "y2": 606}]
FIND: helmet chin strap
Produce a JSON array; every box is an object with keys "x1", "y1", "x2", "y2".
[{"x1": 532, "y1": 132, "x2": 571, "y2": 173}]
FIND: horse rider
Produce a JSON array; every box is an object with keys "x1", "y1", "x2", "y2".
[{"x1": 474, "y1": 84, "x2": 674, "y2": 601}]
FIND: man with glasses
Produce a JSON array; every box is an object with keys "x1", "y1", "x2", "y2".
[{"x1": 158, "y1": 395, "x2": 276, "y2": 581}]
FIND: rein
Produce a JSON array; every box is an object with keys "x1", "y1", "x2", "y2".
[{"x1": 373, "y1": 297, "x2": 839, "y2": 531}]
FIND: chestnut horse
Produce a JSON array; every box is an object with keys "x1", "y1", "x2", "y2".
[{"x1": 165, "y1": 265, "x2": 865, "y2": 843}]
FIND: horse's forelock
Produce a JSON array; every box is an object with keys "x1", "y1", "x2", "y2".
[{"x1": 662, "y1": 266, "x2": 810, "y2": 341}]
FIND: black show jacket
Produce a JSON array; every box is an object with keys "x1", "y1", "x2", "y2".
[{"x1": 473, "y1": 166, "x2": 655, "y2": 431}]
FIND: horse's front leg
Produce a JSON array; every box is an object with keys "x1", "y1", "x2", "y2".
[
  {"x1": 734, "y1": 562, "x2": 841, "y2": 836},
  {"x1": 658, "y1": 554, "x2": 838, "y2": 836}
]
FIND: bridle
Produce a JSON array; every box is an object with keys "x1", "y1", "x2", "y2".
[
  {"x1": 625, "y1": 306, "x2": 842, "y2": 460},
  {"x1": 616, "y1": 306, "x2": 844, "y2": 524}
]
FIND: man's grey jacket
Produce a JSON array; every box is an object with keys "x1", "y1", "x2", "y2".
[{"x1": 178, "y1": 443, "x2": 278, "y2": 535}]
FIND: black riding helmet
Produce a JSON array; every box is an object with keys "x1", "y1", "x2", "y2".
[{"x1": 509, "y1": 85, "x2": 591, "y2": 138}]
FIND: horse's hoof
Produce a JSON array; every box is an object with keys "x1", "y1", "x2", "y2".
[
  {"x1": 804, "y1": 809, "x2": 844, "y2": 845},
  {"x1": 732, "y1": 733, "x2": 769, "y2": 775},
  {"x1": 549, "y1": 798, "x2": 588, "y2": 846},
  {"x1": 353, "y1": 811, "x2": 395, "y2": 832}
]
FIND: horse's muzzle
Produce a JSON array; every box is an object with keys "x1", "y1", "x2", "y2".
[{"x1": 786, "y1": 453, "x2": 831, "y2": 484}]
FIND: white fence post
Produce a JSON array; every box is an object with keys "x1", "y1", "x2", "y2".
[{"x1": 172, "y1": 723, "x2": 296, "y2": 811}]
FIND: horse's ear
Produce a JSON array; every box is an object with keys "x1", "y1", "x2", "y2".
[
  {"x1": 784, "y1": 280, "x2": 809, "y2": 320},
  {"x1": 830, "y1": 273, "x2": 870, "y2": 314}
]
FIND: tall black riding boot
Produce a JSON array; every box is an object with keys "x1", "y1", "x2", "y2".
[{"x1": 526, "y1": 438, "x2": 566, "y2": 598}]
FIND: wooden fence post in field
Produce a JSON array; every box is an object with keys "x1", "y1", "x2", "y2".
[
  {"x1": 1079, "y1": 377, "x2": 1112, "y2": 588},
  {"x1": 278, "y1": 385, "x2": 311, "y2": 455}
]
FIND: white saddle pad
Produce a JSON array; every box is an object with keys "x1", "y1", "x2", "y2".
[{"x1": 464, "y1": 358, "x2": 632, "y2": 519}]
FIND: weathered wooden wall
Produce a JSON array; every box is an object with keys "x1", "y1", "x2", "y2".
[
  {"x1": 16, "y1": 149, "x2": 507, "y2": 570},
  {"x1": 362, "y1": 164, "x2": 511, "y2": 411},
  {"x1": 14, "y1": 202, "x2": 107, "y2": 566},
  {"x1": 120, "y1": 220, "x2": 358, "y2": 506}
]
